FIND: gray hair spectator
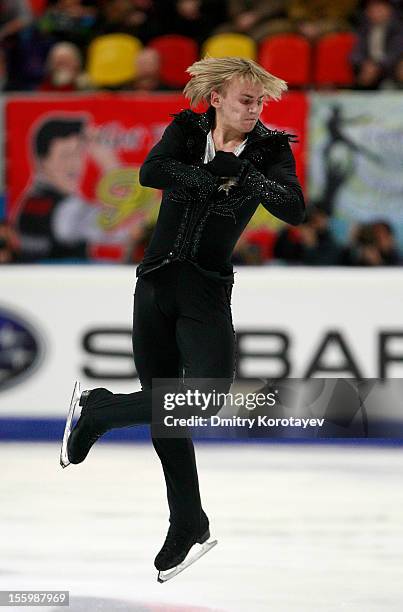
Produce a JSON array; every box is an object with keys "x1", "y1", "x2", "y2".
[{"x1": 39, "y1": 42, "x2": 83, "y2": 91}]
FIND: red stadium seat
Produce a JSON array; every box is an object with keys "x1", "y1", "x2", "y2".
[
  {"x1": 29, "y1": 0, "x2": 47, "y2": 16},
  {"x1": 149, "y1": 35, "x2": 198, "y2": 88},
  {"x1": 314, "y1": 32, "x2": 357, "y2": 87},
  {"x1": 258, "y1": 35, "x2": 311, "y2": 87}
]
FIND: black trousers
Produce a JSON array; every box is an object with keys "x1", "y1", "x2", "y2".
[{"x1": 93, "y1": 261, "x2": 236, "y2": 532}]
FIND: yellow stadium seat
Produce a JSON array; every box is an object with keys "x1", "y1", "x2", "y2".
[
  {"x1": 202, "y1": 33, "x2": 257, "y2": 60},
  {"x1": 87, "y1": 34, "x2": 142, "y2": 87}
]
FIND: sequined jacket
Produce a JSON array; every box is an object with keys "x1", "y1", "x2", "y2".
[{"x1": 137, "y1": 106, "x2": 305, "y2": 282}]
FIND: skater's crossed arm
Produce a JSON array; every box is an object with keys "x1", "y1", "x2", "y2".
[
  {"x1": 139, "y1": 120, "x2": 217, "y2": 196},
  {"x1": 242, "y1": 139, "x2": 305, "y2": 226}
]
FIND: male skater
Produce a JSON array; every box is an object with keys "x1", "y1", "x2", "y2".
[{"x1": 60, "y1": 57, "x2": 305, "y2": 581}]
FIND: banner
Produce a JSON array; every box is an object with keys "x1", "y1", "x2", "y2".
[
  {"x1": 309, "y1": 92, "x2": 403, "y2": 248},
  {"x1": 6, "y1": 94, "x2": 182, "y2": 261},
  {"x1": 1, "y1": 266, "x2": 402, "y2": 423},
  {"x1": 5, "y1": 92, "x2": 307, "y2": 259}
]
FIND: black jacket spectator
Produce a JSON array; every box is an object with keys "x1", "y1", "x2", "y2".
[
  {"x1": 274, "y1": 206, "x2": 341, "y2": 265},
  {"x1": 351, "y1": 0, "x2": 403, "y2": 88},
  {"x1": 0, "y1": 0, "x2": 32, "y2": 90}
]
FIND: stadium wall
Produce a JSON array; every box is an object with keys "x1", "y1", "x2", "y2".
[{"x1": 0, "y1": 266, "x2": 402, "y2": 440}]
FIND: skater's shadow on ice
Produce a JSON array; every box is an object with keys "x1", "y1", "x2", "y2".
[{"x1": 51, "y1": 596, "x2": 220, "y2": 612}]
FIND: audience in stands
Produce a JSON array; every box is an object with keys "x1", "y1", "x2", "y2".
[
  {"x1": 288, "y1": 0, "x2": 359, "y2": 40},
  {"x1": 130, "y1": 47, "x2": 172, "y2": 91},
  {"x1": 39, "y1": 41, "x2": 84, "y2": 91},
  {"x1": 351, "y1": 0, "x2": 403, "y2": 88},
  {"x1": 0, "y1": 0, "x2": 402, "y2": 266},
  {"x1": 274, "y1": 205, "x2": 341, "y2": 265},
  {"x1": 156, "y1": 0, "x2": 228, "y2": 45},
  {"x1": 340, "y1": 220, "x2": 401, "y2": 265},
  {"x1": 38, "y1": 0, "x2": 96, "y2": 50},
  {"x1": 213, "y1": 0, "x2": 289, "y2": 40},
  {"x1": 2, "y1": 0, "x2": 403, "y2": 91},
  {"x1": 92, "y1": 0, "x2": 160, "y2": 43},
  {"x1": 0, "y1": 0, "x2": 33, "y2": 90}
]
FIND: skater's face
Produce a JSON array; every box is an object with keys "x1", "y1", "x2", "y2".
[{"x1": 211, "y1": 77, "x2": 265, "y2": 136}]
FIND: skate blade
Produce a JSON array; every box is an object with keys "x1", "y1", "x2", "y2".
[
  {"x1": 60, "y1": 381, "x2": 81, "y2": 469},
  {"x1": 157, "y1": 539, "x2": 217, "y2": 583}
]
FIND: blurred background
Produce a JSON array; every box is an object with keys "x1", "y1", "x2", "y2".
[{"x1": 1, "y1": 1, "x2": 403, "y2": 611}]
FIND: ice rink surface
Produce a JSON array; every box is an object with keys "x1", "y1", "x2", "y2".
[{"x1": 1, "y1": 441, "x2": 403, "y2": 612}]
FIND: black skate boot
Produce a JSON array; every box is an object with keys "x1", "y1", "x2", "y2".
[
  {"x1": 155, "y1": 516, "x2": 217, "y2": 583},
  {"x1": 60, "y1": 382, "x2": 112, "y2": 467}
]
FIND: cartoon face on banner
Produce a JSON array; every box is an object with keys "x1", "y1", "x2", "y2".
[{"x1": 6, "y1": 93, "x2": 307, "y2": 259}]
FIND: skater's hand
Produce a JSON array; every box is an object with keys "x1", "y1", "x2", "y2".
[{"x1": 206, "y1": 151, "x2": 243, "y2": 177}]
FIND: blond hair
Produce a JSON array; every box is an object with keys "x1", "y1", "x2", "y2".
[{"x1": 183, "y1": 56, "x2": 287, "y2": 107}]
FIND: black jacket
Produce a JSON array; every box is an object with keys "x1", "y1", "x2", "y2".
[{"x1": 138, "y1": 106, "x2": 305, "y2": 281}]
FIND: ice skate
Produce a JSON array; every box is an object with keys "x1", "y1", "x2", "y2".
[
  {"x1": 155, "y1": 524, "x2": 217, "y2": 583},
  {"x1": 60, "y1": 382, "x2": 108, "y2": 468}
]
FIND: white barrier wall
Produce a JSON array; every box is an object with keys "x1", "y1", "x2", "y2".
[{"x1": 0, "y1": 265, "x2": 402, "y2": 417}]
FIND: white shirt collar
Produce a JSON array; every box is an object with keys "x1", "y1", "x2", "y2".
[{"x1": 204, "y1": 130, "x2": 248, "y2": 164}]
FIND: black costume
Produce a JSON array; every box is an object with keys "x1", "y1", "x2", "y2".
[
  {"x1": 138, "y1": 106, "x2": 304, "y2": 280},
  {"x1": 67, "y1": 106, "x2": 305, "y2": 559}
]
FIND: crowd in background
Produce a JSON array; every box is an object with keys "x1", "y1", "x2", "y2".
[
  {"x1": 1, "y1": 211, "x2": 401, "y2": 266},
  {"x1": 1, "y1": 0, "x2": 403, "y2": 92},
  {"x1": 232, "y1": 208, "x2": 402, "y2": 266},
  {"x1": 0, "y1": 0, "x2": 402, "y2": 266}
]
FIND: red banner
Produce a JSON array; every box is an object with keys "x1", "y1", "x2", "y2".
[{"x1": 6, "y1": 92, "x2": 307, "y2": 259}]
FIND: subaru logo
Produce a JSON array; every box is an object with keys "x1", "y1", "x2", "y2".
[{"x1": 0, "y1": 307, "x2": 44, "y2": 391}]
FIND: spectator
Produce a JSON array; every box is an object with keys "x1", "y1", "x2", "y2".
[
  {"x1": 340, "y1": 221, "x2": 400, "y2": 265},
  {"x1": 274, "y1": 205, "x2": 341, "y2": 265},
  {"x1": 0, "y1": 221, "x2": 20, "y2": 263},
  {"x1": 92, "y1": 0, "x2": 132, "y2": 35},
  {"x1": 131, "y1": 47, "x2": 172, "y2": 91},
  {"x1": 288, "y1": 0, "x2": 359, "y2": 40},
  {"x1": 93, "y1": 0, "x2": 160, "y2": 43},
  {"x1": 0, "y1": 0, "x2": 33, "y2": 90},
  {"x1": 351, "y1": 0, "x2": 403, "y2": 89},
  {"x1": 213, "y1": 0, "x2": 290, "y2": 41},
  {"x1": 127, "y1": 0, "x2": 162, "y2": 43},
  {"x1": 38, "y1": 0, "x2": 96, "y2": 50},
  {"x1": 39, "y1": 42, "x2": 85, "y2": 91},
  {"x1": 372, "y1": 220, "x2": 401, "y2": 263},
  {"x1": 159, "y1": 0, "x2": 228, "y2": 45}
]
